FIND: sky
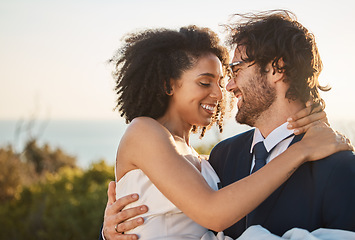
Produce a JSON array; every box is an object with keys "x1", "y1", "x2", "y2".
[{"x1": 1, "y1": 0, "x2": 355, "y2": 123}]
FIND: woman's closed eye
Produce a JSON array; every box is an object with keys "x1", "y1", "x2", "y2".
[{"x1": 199, "y1": 82, "x2": 210, "y2": 87}]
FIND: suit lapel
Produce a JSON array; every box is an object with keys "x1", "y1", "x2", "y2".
[
  {"x1": 235, "y1": 143, "x2": 253, "y2": 181},
  {"x1": 225, "y1": 133, "x2": 253, "y2": 186}
]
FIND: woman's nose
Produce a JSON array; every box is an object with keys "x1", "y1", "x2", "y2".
[{"x1": 210, "y1": 84, "x2": 223, "y2": 101}]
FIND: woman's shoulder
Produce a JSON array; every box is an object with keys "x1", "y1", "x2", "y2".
[
  {"x1": 117, "y1": 117, "x2": 173, "y2": 173},
  {"x1": 123, "y1": 117, "x2": 172, "y2": 144},
  {"x1": 130, "y1": 116, "x2": 160, "y2": 127},
  {"x1": 127, "y1": 117, "x2": 166, "y2": 134}
]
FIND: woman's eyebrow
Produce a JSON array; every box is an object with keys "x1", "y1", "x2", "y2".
[{"x1": 198, "y1": 73, "x2": 215, "y2": 78}]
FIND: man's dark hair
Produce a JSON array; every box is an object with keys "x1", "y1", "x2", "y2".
[
  {"x1": 226, "y1": 10, "x2": 330, "y2": 107},
  {"x1": 110, "y1": 25, "x2": 230, "y2": 135}
]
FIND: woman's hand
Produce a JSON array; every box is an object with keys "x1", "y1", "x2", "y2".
[
  {"x1": 287, "y1": 101, "x2": 329, "y2": 135},
  {"x1": 296, "y1": 122, "x2": 354, "y2": 163}
]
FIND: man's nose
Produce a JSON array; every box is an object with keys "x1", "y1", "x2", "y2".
[{"x1": 226, "y1": 77, "x2": 236, "y2": 92}]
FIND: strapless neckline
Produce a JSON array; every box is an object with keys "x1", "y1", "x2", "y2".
[{"x1": 116, "y1": 159, "x2": 219, "y2": 189}]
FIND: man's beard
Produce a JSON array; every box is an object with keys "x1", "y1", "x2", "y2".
[{"x1": 236, "y1": 73, "x2": 276, "y2": 127}]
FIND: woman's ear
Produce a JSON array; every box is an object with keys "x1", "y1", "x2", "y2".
[{"x1": 165, "y1": 79, "x2": 174, "y2": 96}]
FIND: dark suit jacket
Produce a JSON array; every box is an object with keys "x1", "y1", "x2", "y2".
[{"x1": 209, "y1": 129, "x2": 355, "y2": 238}]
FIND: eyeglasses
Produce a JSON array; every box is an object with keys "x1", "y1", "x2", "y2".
[
  {"x1": 229, "y1": 61, "x2": 245, "y2": 78},
  {"x1": 229, "y1": 61, "x2": 244, "y2": 68}
]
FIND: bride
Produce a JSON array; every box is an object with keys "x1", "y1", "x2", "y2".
[{"x1": 100, "y1": 25, "x2": 353, "y2": 240}]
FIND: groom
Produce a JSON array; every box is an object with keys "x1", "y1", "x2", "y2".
[
  {"x1": 99, "y1": 10, "x2": 355, "y2": 239},
  {"x1": 207, "y1": 10, "x2": 355, "y2": 238}
]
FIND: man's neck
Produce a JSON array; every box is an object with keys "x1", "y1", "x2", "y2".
[{"x1": 254, "y1": 99, "x2": 304, "y2": 138}]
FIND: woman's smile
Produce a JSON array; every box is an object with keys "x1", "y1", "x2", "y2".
[{"x1": 200, "y1": 103, "x2": 216, "y2": 115}]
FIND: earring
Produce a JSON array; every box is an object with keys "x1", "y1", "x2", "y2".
[{"x1": 166, "y1": 89, "x2": 173, "y2": 96}]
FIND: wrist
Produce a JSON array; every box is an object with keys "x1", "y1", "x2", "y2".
[{"x1": 287, "y1": 143, "x2": 308, "y2": 165}]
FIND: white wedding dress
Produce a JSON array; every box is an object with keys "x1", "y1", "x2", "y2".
[
  {"x1": 116, "y1": 159, "x2": 232, "y2": 240},
  {"x1": 116, "y1": 159, "x2": 355, "y2": 240}
]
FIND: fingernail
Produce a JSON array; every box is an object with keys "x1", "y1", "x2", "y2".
[
  {"x1": 137, "y1": 218, "x2": 144, "y2": 224},
  {"x1": 140, "y1": 206, "x2": 148, "y2": 211},
  {"x1": 293, "y1": 129, "x2": 299, "y2": 134},
  {"x1": 287, "y1": 117, "x2": 292, "y2": 122},
  {"x1": 287, "y1": 124, "x2": 292, "y2": 129},
  {"x1": 306, "y1": 101, "x2": 312, "y2": 107},
  {"x1": 132, "y1": 194, "x2": 138, "y2": 199}
]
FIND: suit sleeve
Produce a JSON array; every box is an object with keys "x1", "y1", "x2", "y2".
[{"x1": 322, "y1": 151, "x2": 355, "y2": 231}]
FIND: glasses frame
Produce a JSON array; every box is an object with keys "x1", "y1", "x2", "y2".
[
  {"x1": 229, "y1": 61, "x2": 244, "y2": 68},
  {"x1": 229, "y1": 61, "x2": 245, "y2": 79}
]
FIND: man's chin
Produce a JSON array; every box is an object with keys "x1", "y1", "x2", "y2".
[{"x1": 235, "y1": 112, "x2": 256, "y2": 127}]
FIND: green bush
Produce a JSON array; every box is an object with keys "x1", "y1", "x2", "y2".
[
  {"x1": 0, "y1": 140, "x2": 114, "y2": 240},
  {"x1": 0, "y1": 146, "x2": 22, "y2": 202},
  {"x1": 0, "y1": 137, "x2": 216, "y2": 239}
]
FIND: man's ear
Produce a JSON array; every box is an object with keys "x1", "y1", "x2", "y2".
[{"x1": 269, "y1": 58, "x2": 285, "y2": 83}]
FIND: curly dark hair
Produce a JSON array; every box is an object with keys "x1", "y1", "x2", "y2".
[
  {"x1": 110, "y1": 25, "x2": 230, "y2": 136},
  {"x1": 226, "y1": 10, "x2": 330, "y2": 108}
]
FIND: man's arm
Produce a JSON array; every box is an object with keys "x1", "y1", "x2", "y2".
[{"x1": 99, "y1": 181, "x2": 148, "y2": 240}]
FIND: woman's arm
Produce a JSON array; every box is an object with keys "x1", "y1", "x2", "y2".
[{"x1": 118, "y1": 117, "x2": 352, "y2": 232}]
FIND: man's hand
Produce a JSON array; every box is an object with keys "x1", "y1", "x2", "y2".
[{"x1": 102, "y1": 181, "x2": 148, "y2": 240}]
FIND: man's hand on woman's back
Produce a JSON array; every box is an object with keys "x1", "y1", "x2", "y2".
[{"x1": 101, "y1": 181, "x2": 148, "y2": 240}]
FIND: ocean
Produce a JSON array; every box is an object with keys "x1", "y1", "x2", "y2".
[{"x1": 0, "y1": 119, "x2": 354, "y2": 168}]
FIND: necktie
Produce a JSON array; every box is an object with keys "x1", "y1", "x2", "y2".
[
  {"x1": 251, "y1": 141, "x2": 268, "y2": 174},
  {"x1": 246, "y1": 135, "x2": 294, "y2": 227},
  {"x1": 247, "y1": 141, "x2": 269, "y2": 227}
]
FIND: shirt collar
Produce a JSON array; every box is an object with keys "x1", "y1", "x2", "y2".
[{"x1": 250, "y1": 122, "x2": 294, "y2": 153}]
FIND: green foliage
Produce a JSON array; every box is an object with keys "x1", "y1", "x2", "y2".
[
  {"x1": 0, "y1": 146, "x2": 22, "y2": 202},
  {"x1": 0, "y1": 139, "x2": 115, "y2": 240},
  {"x1": 0, "y1": 136, "x2": 215, "y2": 239},
  {"x1": 24, "y1": 139, "x2": 76, "y2": 175}
]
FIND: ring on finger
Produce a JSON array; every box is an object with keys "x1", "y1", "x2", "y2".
[{"x1": 115, "y1": 223, "x2": 121, "y2": 234}]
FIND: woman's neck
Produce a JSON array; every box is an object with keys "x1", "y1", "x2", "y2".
[{"x1": 157, "y1": 115, "x2": 192, "y2": 146}]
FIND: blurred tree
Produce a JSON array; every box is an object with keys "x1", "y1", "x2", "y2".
[
  {"x1": 24, "y1": 139, "x2": 76, "y2": 176},
  {"x1": 40, "y1": 161, "x2": 114, "y2": 239},
  {"x1": 0, "y1": 114, "x2": 116, "y2": 239},
  {"x1": 0, "y1": 134, "x2": 217, "y2": 239},
  {"x1": 0, "y1": 157, "x2": 114, "y2": 240},
  {"x1": 0, "y1": 146, "x2": 21, "y2": 202}
]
